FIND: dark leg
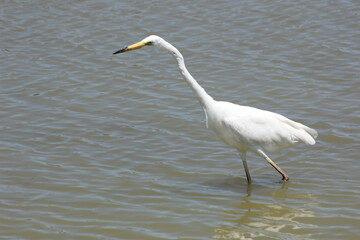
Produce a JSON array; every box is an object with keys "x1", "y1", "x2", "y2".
[{"x1": 240, "y1": 152, "x2": 252, "y2": 184}]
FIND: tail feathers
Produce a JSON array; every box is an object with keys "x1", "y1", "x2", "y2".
[
  {"x1": 290, "y1": 122, "x2": 318, "y2": 145},
  {"x1": 293, "y1": 127, "x2": 317, "y2": 145},
  {"x1": 278, "y1": 115, "x2": 318, "y2": 145},
  {"x1": 304, "y1": 126, "x2": 318, "y2": 140}
]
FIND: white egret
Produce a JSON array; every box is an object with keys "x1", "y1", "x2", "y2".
[{"x1": 113, "y1": 35, "x2": 318, "y2": 184}]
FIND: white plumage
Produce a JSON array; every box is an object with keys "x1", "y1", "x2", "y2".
[
  {"x1": 113, "y1": 35, "x2": 318, "y2": 183},
  {"x1": 208, "y1": 102, "x2": 317, "y2": 151}
]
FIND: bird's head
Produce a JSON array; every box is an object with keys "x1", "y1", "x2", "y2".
[{"x1": 113, "y1": 35, "x2": 164, "y2": 54}]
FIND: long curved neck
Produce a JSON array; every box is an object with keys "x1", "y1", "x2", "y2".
[{"x1": 160, "y1": 40, "x2": 214, "y2": 108}]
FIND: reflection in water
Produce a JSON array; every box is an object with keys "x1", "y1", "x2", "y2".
[{"x1": 212, "y1": 183, "x2": 317, "y2": 239}]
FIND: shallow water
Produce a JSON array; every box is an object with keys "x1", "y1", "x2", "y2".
[{"x1": 1, "y1": 0, "x2": 359, "y2": 239}]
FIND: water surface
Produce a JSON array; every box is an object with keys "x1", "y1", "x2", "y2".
[{"x1": 1, "y1": 0, "x2": 359, "y2": 239}]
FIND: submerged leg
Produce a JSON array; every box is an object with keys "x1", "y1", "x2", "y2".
[
  {"x1": 257, "y1": 149, "x2": 289, "y2": 181},
  {"x1": 240, "y1": 152, "x2": 252, "y2": 184}
]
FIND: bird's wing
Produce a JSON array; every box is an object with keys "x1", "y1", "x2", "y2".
[{"x1": 221, "y1": 105, "x2": 317, "y2": 152}]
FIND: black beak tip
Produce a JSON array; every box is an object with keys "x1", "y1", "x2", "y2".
[{"x1": 113, "y1": 47, "x2": 127, "y2": 55}]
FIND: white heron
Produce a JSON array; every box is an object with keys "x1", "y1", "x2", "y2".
[{"x1": 113, "y1": 35, "x2": 318, "y2": 184}]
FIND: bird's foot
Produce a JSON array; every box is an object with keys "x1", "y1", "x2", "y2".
[{"x1": 281, "y1": 175, "x2": 289, "y2": 182}]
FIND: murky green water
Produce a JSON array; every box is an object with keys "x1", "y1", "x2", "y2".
[{"x1": 1, "y1": 0, "x2": 359, "y2": 239}]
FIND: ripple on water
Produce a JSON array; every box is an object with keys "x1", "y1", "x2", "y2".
[{"x1": 1, "y1": 0, "x2": 359, "y2": 239}]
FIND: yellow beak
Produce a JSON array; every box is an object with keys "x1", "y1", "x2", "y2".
[{"x1": 113, "y1": 41, "x2": 149, "y2": 54}]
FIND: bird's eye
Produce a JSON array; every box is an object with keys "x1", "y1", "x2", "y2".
[{"x1": 145, "y1": 41, "x2": 153, "y2": 46}]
